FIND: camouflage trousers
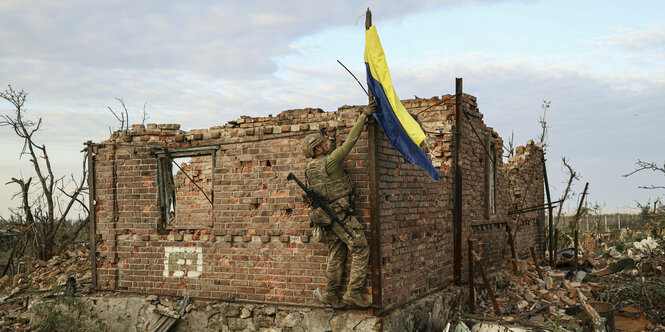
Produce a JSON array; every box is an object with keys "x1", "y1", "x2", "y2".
[{"x1": 323, "y1": 214, "x2": 369, "y2": 294}]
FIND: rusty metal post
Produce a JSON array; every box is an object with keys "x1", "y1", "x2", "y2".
[
  {"x1": 86, "y1": 142, "x2": 98, "y2": 288},
  {"x1": 554, "y1": 228, "x2": 559, "y2": 266},
  {"x1": 574, "y1": 230, "x2": 579, "y2": 267},
  {"x1": 542, "y1": 152, "x2": 554, "y2": 266},
  {"x1": 473, "y1": 251, "x2": 500, "y2": 315},
  {"x1": 571, "y1": 182, "x2": 589, "y2": 267},
  {"x1": 453, "y1": 78, "x2": 464, "y2": 282},
  {"x1": 468, "y1": 239, "x2": 475, "y2": 313},
  {"x1": 507, "y1": 225, "x2": 519, "y2": 275},
  {"x1": 365, "y1": 7, "x2": 382, "y2": 313},
  {"x1": 530, "y1": 247, "x2": 543, "y2": 279},
  {"x1": 572, "y1": 182, "x2": 589, "y2": 231}
]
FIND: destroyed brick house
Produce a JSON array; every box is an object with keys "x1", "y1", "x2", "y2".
[{"x1": 86, "y1": 86, "x2": 544, "y2": 316}]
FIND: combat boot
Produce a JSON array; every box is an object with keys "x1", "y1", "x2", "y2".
[
  {"x1": 314, "y1": 288, "x2": 346, "y2": 309},
  {"x1": 342, "y1": 291, "x2": 371, "y2": 308}
]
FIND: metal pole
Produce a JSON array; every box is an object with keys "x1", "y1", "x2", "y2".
[
  {"x1": 605, "y1": 216, "x2": 608, "y2": 232},
  {"x1": 473, "y1": 251, "x2": 500, "y2": 315},
  {"x1": 541, "y1": 152, "x2": 554, "y2": 266},
  {"x1": 571, "y1": 183, "x2": 589, "y2": 267},
  {"x1": 86, "y1": 142, "x2": 98, "y2": 288},
  {"x1": 365, "y1": 7, "x2": 382, "y2": 313},
  {"x1": 574, "y1": 230, "x2": 579, "y2": 267},
  {"x1": 453, "y1": 78, "x2": 464, "y2": 282},
  {"x1": 530, "y1": 247, "x2": 543, "y2": 279},
  {"x1": 468, "y1": 239, "x2": 475, "y2": 313},
  {"x1": 554, "y1": 228, "x2": 559, "y2": 267},
  {"x1": 618, "y1": 214, "x2": 621, "y2": 230}
]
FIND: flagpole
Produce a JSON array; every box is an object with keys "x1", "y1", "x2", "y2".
[{"x1": 365, "y1": 7, "x2": 382, "y2": 314}]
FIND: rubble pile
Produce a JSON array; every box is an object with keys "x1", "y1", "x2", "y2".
[
  {"x1": 0, "y1": 246, "x2": 91, "y2": 330},
  {"x1": 465, "y1": 236, "x2": 665, "y2": 331},
  {"x1": 601, "y1": 236, "x2": 665, "y2": 329},
  {"x1": 0, "y1": 247, "x2": 91, "y2": 296}
]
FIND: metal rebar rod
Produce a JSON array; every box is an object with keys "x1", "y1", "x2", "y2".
[
  {"x1": 530, "y1": 247, "x2": 543, "y2": 279},
  {"x1": 473, "y1": 251, "x2": 500, "y2": 315},
  {"x1": 468, "y1": 239, "x2": 475, "y2": 313}
]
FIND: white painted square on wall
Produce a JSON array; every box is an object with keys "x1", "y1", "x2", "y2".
[{"x1": 163, "y1": 246, "x2": 203, "y2": 278}]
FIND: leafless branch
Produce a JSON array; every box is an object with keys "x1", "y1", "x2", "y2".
[
  {"x1": 624, "y1": 159, "x2": 665, "y2": 192},
  {"x1": 638, "y1": 185, "x2": 665, "y2": 190},
  {"x1": 503, "y1": 131, "x2": 515, "y2": 159},
  {"x1": 623, "y1": 159, "x2": 665, "y2": 177},
  {"x1": 555, "y1": 157, "x2": 579, "y2": 229},
  {"x1": 538, "y1": 100, "x2": 551, "y2": 149},
  {"x1": 58, "y1": 216, "x2": 89, "y2": 254},
  {"x1": 142, "y1": 102, "x2": 149, "y2": 125}
]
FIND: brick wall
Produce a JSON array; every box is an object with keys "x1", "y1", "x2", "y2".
[
  {"x1": 92, "y1": 108, "x2": 376, "y2": 306},
  {"x1": 504, "y1": 140, "x2": 546, "y2": 259},
  {"x1": 172, "y1": 155, "x2": 213, "y2": 228},
  {"x1": 89, "y1": 94, "x2": 545, "y2": 312}
]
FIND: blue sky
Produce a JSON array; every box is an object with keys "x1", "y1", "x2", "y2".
[{"x1": 1, "y1": 0, "x2": 664, "y2": 216}]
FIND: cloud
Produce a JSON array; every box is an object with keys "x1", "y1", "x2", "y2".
[
  {"x1": 0, "y1": 0, "x2": 498, "y2": 79},
  {"x1": 596, "y1": 27, "x2": 665, "y2": 51}
]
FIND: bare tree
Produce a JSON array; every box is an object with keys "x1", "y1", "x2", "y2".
[
  {"x1": 502, "y1": 130, "x2": 515, "y2": 159},
  {"x1": 554, "y1": 157, "x2": 579, "y2": 229},
  {"x1": 623, "y1": 159, "x2": 665, "y2": 190},
  {"x1": 107, "y1": 98, "x2": 149, "y2": 134},
  {"x1": 0, "y1": 85, "x2": 88, "y2": 262},
  {"x1": 538, "y1": 100, "x2": 551, "y2": 149}
]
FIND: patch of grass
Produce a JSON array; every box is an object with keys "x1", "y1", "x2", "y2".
[
  {"x1": 612, "y1": 239, "x2": 626, "y2": 253},
  {"x1": 32, "y1": 295, "x2": 110, "y2": 332}
]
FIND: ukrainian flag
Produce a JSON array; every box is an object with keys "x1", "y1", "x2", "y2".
[{"x1": 364, "y1": 25, "x2": 440, "y2": 181}]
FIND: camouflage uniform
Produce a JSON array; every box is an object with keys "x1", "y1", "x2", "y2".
[
  {"x1": 302, "y1": 111, "x2": 372, "y2": 308},
  {"x1": 306, "y1": 158, "x2": 369, "y2": 297}
]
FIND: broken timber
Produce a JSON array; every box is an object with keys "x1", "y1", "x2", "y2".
[{"x1": 143, "y1": 296, "x2": 190, "y2": 332}]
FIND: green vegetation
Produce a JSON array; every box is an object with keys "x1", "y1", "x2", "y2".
[{"x1": 32, "y1": 295, "x2": 110, "y2": 332}]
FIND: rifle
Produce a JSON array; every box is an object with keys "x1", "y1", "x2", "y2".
[{"x1": 287, "y1": 172, "x2": 354, "y2": 238}]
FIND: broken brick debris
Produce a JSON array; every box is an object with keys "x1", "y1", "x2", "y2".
[{"x1": 460, "y1": 235, "x2": 665, "y2": 331}]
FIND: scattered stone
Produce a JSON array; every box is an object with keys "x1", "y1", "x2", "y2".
[
  {"x1": 609, "y1": 247, "x2": 622, "y2": 258},
  {"x1": 517, "y1": 300, "x2": 529, "y2": 310},
  {"x1": 278, "y1": 312, "x2": 302, "y2": 328},
  {"x1": 524, "y1": 291, "x2": 536, "y2": 303},
  {"x1": 263, "y1": 305, "x2": 277, "y2": 316},
  {"x1": 240, "y1": 307, "x2": 251, "y2": 319},
  {"x1": 545, "y1": 275, "x2": 554, "y2": 290},
  {"x1": 548, "y1": 271, "x2": 565, "y2": 281}
]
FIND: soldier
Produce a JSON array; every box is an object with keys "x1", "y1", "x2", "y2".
[{"x1": 301, "y1": 101, "x2": 376, "y2": 309}]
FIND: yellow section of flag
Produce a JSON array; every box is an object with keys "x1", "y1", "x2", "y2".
[{"x1": 364, "y1": 25, "x2": 426, "y2": 146}]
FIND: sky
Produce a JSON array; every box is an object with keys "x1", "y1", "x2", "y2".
[{"x1": 1, "y1": 0, "x2": 664, "y2": 217}]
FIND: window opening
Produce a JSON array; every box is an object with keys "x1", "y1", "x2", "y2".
[{"x1": 156, "y1": 147, "x2": 217, "y2": 229}]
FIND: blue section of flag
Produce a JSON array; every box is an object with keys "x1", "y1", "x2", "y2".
[{"x1": 365, "y1": 63, "x2": 440, "y2": 181}]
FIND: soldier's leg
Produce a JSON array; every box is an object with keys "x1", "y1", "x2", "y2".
[
  {"x1": 330, "y1": 216, "x2": 370, "y2": 307},
  {"x1": 325, "y1": 233, "x2": 347, "y2": 295},
  {"x1": 346, "y1": 223, "x2": 369, "y2": 293}
]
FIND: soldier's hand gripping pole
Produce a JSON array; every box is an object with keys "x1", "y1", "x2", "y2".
[{"x1": 287, "y1": 172, "x2": 354, "y2": 238}]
